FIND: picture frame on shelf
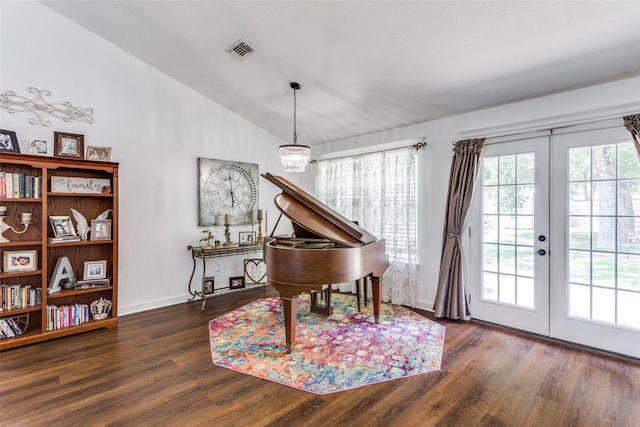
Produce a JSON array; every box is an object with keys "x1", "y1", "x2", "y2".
[
  {"x1": 50, "y1": 215, "x2": 77, "y2": 238},
  {"x1": 3, "y1": 250, "x2": 37, "y2": 273},
  {"x1": 86, "y1": 146, "x2": 112, "y2": 161},
  {"x1": 91, "y1": 219, "x2": 111, "y2": 241},
  {"x1": 83, "y1": 260, "x2": 107, "y2": 280},
  {"x1": 238, "y1": 231, "x2": 256, "y2": 246},
  {"x1": 53, "y1": 131, "x2": 84, "y2": 159},
  {"x1": 244, "y1": 259, "x2": 267, "y2": 284},
  {"x1": 30, "y1": 139, "x2": 48, "y2": 155},
  {"x1": 229, "y1": 276, "x2": 245, "y2": 290},
  {"x1": 0, "y1": 129, "x2": 20, "y2": 153},
  {"x1": 203, "y1": 277, "x2": 214, "y2": 294}
]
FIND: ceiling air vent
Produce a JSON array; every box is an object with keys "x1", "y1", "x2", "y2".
[{"x1": 226, "y1": 39, "x2": 254, "y2": 60}]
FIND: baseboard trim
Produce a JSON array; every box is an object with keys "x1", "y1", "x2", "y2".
[{"x1": 119, "y1": 295, "x2": 189, "y2": 316}]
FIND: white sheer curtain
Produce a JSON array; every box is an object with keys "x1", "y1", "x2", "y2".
[{"x1": 315, "y1": 147, "x2": 418, "y2": 306}]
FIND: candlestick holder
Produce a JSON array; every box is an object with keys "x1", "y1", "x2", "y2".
[
  {"x1": 256, "y1": 218, "x2": 263, "y2": 244},
  {"x1": 0, "y1": 213, "x2": 31, "y2": 243},
  {"x1": 222, "y1": 223, "x2": 238, "y2": 247}
]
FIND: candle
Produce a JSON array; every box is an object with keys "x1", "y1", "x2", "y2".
[
  {"x1": 257, "y1": 209, "x2": 263, "y2": 221},
  {"x1": 224, "y1": 214, "x2": 231, "y2": 225},
  {"x1": 21, "y1": 212, "x2": 32, "y2": 224}
]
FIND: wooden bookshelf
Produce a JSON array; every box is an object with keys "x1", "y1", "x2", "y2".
[{"x1": 1, "y1": 152, "x2": 118, "y2": 349}]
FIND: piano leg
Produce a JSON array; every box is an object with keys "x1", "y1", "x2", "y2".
[
  {"x1": 280, "y1": 295, "x2": 297, "y2": 354},
  {"x1": 371, "y1": 274, "x2": 381, "y2": 324}
]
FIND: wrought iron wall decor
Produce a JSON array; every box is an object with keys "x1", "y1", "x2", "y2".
[{"x1": 0, "y1": 87, "x2": 94, "y2": 126}]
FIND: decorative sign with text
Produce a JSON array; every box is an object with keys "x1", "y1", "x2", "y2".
[{"x1": 51, "y1": 176, "x2": 111, "y2": 194}]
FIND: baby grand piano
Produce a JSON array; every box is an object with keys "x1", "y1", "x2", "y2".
[{"x1": 262, "y1": 172, "x2": 388, "y2": 352}]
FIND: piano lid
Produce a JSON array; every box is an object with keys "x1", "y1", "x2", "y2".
[{"x1": 262, "y1": 172, "x2": 378, "y2": 247}]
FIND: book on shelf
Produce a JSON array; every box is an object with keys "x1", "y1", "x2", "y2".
[
  {"x1": 48, "y1": 236, "x2": 81, "y2": 243},
  {"x1": 74, "y1": 278, "x2": 110, "y2": 290},
  {"x1": 0, "y1": 172, "x2": 42, "y2": 199},
  {"x1": 1, "y1": 284, "x2": 41, "y2": 311},
  {"x1": 0, "y1": 172, "x2": 5, "y2": 198}
]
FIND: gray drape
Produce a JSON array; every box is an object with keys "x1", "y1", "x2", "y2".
[
  {"x1": 434, "y1": 138, "x2": 485, "y2": 320},
  {"x1": 623, "y1": 114, "x2": 640, "y2": 159}
]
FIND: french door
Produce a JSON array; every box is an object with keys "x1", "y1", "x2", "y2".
[
  {"x1": 469, "y1": 134, "x2": 550, "y2": 335},
  {"x1": 550, "y1": 126, "x2": 640, "y2": 358},
  {"x1": 470, "y1": 123, "x2": 640, "y2": 358}
]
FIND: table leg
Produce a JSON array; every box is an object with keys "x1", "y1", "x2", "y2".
[{"x1": 187, "y1": 246, "x2": 198, "y2": 301}]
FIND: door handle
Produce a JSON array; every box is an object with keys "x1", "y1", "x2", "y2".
[{"x1": 537, "y1": 249, "x2": 546, "y2": 256}]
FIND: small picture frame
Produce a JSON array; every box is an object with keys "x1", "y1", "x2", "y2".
[
  {"x1": 203, "y1": 277, "x2": 214, "y2": 295},
  {"x1": 0, "y1": 129, "x2": 20, "y2": 153},
  {"x1": 54, "y1": 132, "x2": 84, "y2": 159},
  {"x1": 83, "y1": 260, "x2": 107, "y2": 280},
  {"x1": 238, "y1": 231, "x2": 256, "y2": 246},
  {"x1": 50, "y1": 215, "x2": 77, "y2": 238},
  {"x1": 91, "y1": 219, "x2": 112, "y2": 241},
  {"x1": 3, "y1": 250, "x2": 37, "y2": 273},
  {"x1": 30, "y1": 139, "x2": 48, "y2": 155},
  {"x1": 86, "y1": 146, "x2": 112, "y2": 161},
  {"x1": 229, "y1": 276, "x2": 245, "y2": 290},
  {"x1": 244, "y1": 259, "x2": 267, "y2": 284}
]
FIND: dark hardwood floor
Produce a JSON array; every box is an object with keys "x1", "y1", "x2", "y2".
[{"x1": 1, "y1": 285, "x2": 639, "y2": 426}]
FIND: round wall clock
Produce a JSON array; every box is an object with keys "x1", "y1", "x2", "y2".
[{"x1": 198, "y1": 158, "x2": 259, "y2": 226}]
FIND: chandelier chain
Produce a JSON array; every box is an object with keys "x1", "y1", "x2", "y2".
[{"x1": 293, "y1": 85, "x2": 298, "y2": 145}]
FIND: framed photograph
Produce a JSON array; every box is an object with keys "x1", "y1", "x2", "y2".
[
  {"x1": 50, "y1": 215, "x2": 77, "y2": 238},
  {"x1": 30, "y1": 139, "x2": 48, "y2": 155},
  {"x1": 238, "y1": 231, "x2": 256, "y2": 246},
  {"x1": 244, "y1": 259, "x2": 267, "y2": 284},
  {"x1": 91, "y1": 219, "x2": 112, "y2": 241},
  {"x1": 0, "y1": 129, "x2": 20, "y2": 153},
  {"x1": 3, "y1": 250, "x2": 37, "y2": 273},
  {"x1": 229, "y1": 276, "x2": 245, "y2": 290},
  {"x1": 83, "y1": 260, "x2": 107, "y2": 280},
  {"x1": 86, "y1": 146, "x2": 112, "y2": 161},
  {"x1": 203, "y1": 277, "x2": 215, "y2": 295},
  {"x1": 54, "y1": 132, "x2": 84, "y2": 159}
]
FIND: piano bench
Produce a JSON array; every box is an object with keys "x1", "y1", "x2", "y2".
[{"x1": 310, "y1": 286, "x2": 333, "y2": 316}]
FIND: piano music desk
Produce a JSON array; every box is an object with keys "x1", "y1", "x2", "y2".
[{"x1": 187, "y1": 244, "x2": 266, "y2": 309}]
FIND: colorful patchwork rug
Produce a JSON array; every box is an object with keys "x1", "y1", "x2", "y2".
[{"x1": 208, "y1": 293, "x2": 446, "y2": 394}]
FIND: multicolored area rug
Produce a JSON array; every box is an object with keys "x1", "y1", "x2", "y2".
[{"x1": 208, "y1": 293, "x2": 446, "y2": 394}]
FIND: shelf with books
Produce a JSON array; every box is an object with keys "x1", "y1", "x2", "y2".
[
  {"x1": 0, "y1": 305, "x2": 41, "y2": 315},
  {"x1": 1, "y1": 153, "x2": 118, "y2": 350}
]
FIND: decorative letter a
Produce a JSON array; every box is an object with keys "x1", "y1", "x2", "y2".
[{"x1": 48, "y1": 256, "x2": 77, "y2": 294}]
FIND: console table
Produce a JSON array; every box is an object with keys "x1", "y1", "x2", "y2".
[{"x1": 186, "y1": 244, "x2": 266, "y2": 308}]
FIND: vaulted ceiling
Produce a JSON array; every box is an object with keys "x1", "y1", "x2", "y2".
[{"x1": 40, "y1": 1, "x2": 640, "y2": 145}]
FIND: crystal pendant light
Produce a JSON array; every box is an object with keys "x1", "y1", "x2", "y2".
[{"x1": 279, "y1": 82, "x2": 311, "y2": 172}]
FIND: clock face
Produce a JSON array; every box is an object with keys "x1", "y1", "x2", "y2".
[{"x1": 198, "y1": 158, "x2": 259, "y2": 226}]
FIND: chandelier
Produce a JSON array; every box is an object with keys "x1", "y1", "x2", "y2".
[{"x1": 279, "y1": 82, "x2": 311, "y2": 172}]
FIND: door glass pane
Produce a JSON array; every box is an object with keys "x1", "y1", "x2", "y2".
[
  {"x1": 481, "y1": 153, "x2": 536, "y2": 309},
  {"x1": 516, "y1": 215, "x2": 534, "y2": 246},
  {"x1": 567, "y1": 142, "x2": 640, "y2": 330}
]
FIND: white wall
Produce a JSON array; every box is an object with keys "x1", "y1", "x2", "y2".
[
  {"x1": 305, "y1": 76, "x2": 640, "y2": 311},
  {"x1": 1, "y1": 1, "x2": 291, "y2": 315}
]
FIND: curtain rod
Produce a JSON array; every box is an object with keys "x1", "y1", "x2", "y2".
[{"x1": 312, "y1": 138, "x2": 428, "y2": 163}]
